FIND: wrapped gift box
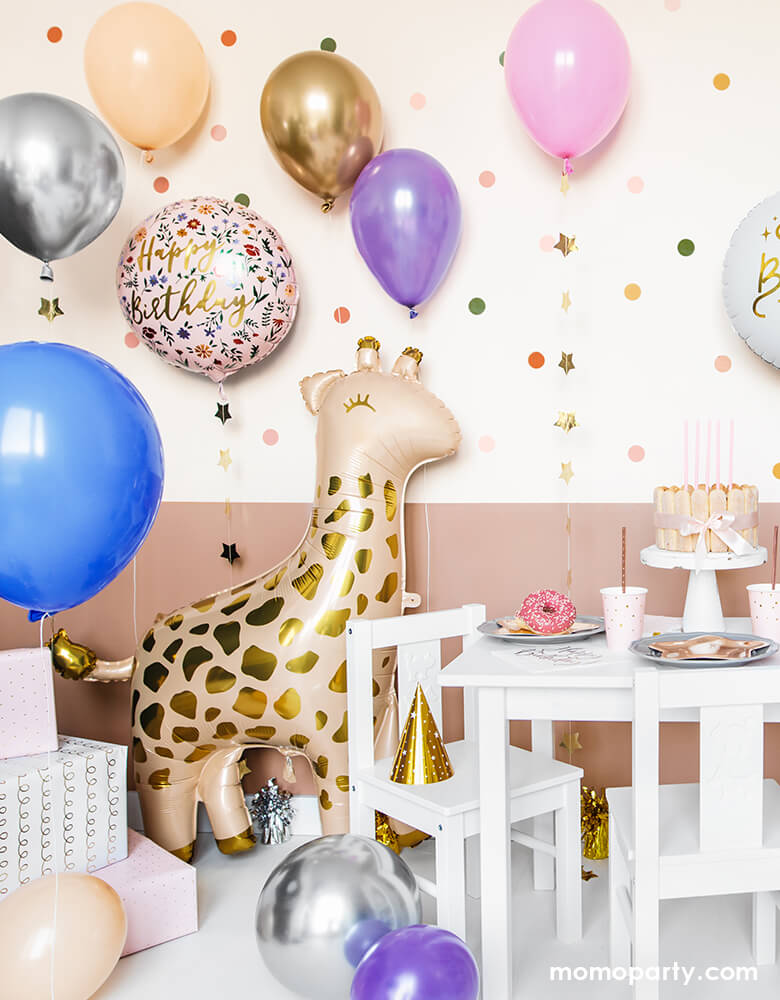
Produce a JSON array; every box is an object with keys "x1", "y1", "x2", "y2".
[
  {"x1": 95, "y1": 829, "x2": 198, "y2": 955},
  {"x1": 0, "y1": 647, "x2": 57, "y2": 759},
  {"x1": 0, "y1": 735, "x2": 127, "y2": 896}
]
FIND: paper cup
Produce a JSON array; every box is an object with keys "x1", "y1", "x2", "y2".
[
  {"x1": 747, "y1": 584, "x2": 780, "y2": 642},
  {"x1": 601, "y1": 586, "x2": 647, "y2": 651}
]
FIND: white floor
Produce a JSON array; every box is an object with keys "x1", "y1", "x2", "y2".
[{"x1": 94, "y1": 833, "x2": 780, "y2": 999}]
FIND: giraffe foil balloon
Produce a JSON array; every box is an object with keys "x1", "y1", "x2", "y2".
[{"x1": 54, "y1": 339, "x2": 460, "y2": 861}]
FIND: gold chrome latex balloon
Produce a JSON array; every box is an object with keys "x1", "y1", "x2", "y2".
[
  {"x1": 260, "y1": 50, "x2": 383, "y2": 212},
  {"x1": 0, "y1": 873, "x2": 126, "y2": 1000},
  {"x1": 78, "y1": 339, "x2": 460, "y2": 861},
  {"x1": 49, "y1": 628, "x2": 97, "y2": 680}
]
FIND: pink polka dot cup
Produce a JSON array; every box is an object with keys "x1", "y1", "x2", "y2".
[
  {"x1": 601, "y1": 586, "x2": 647, "y2": 651},
  {"x1": 747, "y1": 584, "x2": 780, "y2": 642}
]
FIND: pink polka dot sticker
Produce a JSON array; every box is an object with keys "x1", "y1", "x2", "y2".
[
  {"x1": 714, "y1": 354, "x2": 732, "y2": 372},
  {"x1": 628, "y1": 445, "x2": 645, "y2": 463},
  {"x1": 211, "y1": 124, "x2": 227, "y2": 142},
  {"x1": 124, "y1": 332, "x2": 139, "y2": 349},
  {"x1": 478, "y1": 435, "x2": 495, "y2": 453},
  {"x1": 262, "y1": 429, "x2": 279, "y2": 446},
  {"x1": 664, "y1": 0, "x2": 680, "y2": 10},
  {"x1": 539, "y1": 234, "x2": 555, "y2": 252},
  {"x1": 627, "y1": 176, "x2": 644, "y2": 194},
  {"x1": 479, "y1": 171, "x2": 495, "y2": 188},
  {"x1": 409, "y1": 93, "x2": 426, "y2": 110},
  {"x1": 333, "y1": 306, "x2": 350, "y2": 324},
  {"x1": 153, "y1": 176, "x2": 169, "y2": 194}
]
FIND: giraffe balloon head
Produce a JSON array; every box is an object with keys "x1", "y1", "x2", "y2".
[{"x1": 301, "y1": 339, "x2": 461, "y2": 479}]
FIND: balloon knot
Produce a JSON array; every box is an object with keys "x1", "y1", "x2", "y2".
[
  {"x1": 40, "y1": 261, "x2": 54, "y2": 282},
  {"x1": 321, "y1": 198, "x2": 335, "y2": 214},
  {"x1": 563, "y1": 157, "x2": 574, "y2": 176},
  {"x1": 144, "y1": 150, "x2": 155, "y2": 165},
  {"x1": 409, "y1": 309, "x2": 418, "y2": 320}
]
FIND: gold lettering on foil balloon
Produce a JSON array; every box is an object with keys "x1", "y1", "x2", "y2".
[
  {"x1": 56, "y1": 340, "x2": 460, "y2": 861},
  {"x1": 260, "y1": 50, "x2": 383, "y2": 212}
]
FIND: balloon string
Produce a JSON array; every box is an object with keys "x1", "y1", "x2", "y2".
[
  {"x1": 40, "y1": 612, "x2": 57, "y2": 1000},
  {"x1": 423, "y1": 465, "x2": 431, "y2": 612},
  {"x1": 131, "y1": 557, "x2": 138, "y2": 646}
]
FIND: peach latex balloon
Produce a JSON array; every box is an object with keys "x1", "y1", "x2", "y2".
[
  {"x1": 84, "y1": 2, "x2": 209, "y2": 155},
  {"x1": 0, "y1": 873, "x2": 126, "y2": 1000}
]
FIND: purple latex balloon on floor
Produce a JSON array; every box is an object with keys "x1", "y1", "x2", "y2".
[
  {"x1": 350, "y1": 924, "x2": 479, "y2": 1000},
  {"x1": 350, "y1": 149, "x2": 461, "y2": 317}
]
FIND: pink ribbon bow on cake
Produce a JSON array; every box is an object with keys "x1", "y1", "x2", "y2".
[{"x1": 677, "y1": 512, "x2": 755, "y2": 571}]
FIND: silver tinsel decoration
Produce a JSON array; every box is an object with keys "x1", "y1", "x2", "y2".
[{"x1": 250, "y1": 778, "x2": 295, "y2": 845}]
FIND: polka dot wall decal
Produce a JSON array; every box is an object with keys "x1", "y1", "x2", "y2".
[
  {"x1": 47, "y1": 26, "x2": 62, "y2": 43},
  {"x1": 410, "y1": 93, "x2": 426, "y2": 110},
  {"x1": 479, "y1": 171, "x2": 495, "y2": 188},
  {"x1": 211, "y1": 125, "x2": 227, "y2": 142},
  {"x1": 628, "y1": 445, "x2": 645, "y2": 463},
  {"x1": 234, "y1": 193, "x2": 250, "y2": 207},
  {"x1": 468, "y1": 297, "x2": 486, "y2": 315},
  {"x1": 499, "y1": 50, "x2": 505, "y2": 66},
  {"x1": 528, "y1": 352, "x2": 545, "y2": 369},
  {"x1": 539, "y1": 234, "x2": 555, "y2": 252},
  {"x1": 124, "y1": 332, "x2": 139, "y2": 349},
  {"x1": 713, "y1": 73, "x2": 730, "y2": 91},
  {"x1": 478, "y1": 435, "x2": 495, "y2": 453},
  {"x1": 677, "y1": 238, "x2": 695, "y2": 256},
  {"x1": 221, "y1": 29, "x2": 237, "y2": 46},
  {"x1": 263, "y1": 429, "x2": 279, "y2": 446},
  {"x1": 714, "y1": 354, "x2": 732, "y2": 372},
  {"x1": 320, "y1": 37, "x2": 337, "y2": 52},
  {"x1": 773, "y1": 463, "x2": 780, "y2": 480},
  {"x1": 664, "y1": 0, "x2": 680, "y2": 10},
  {"x1": 624, "y1": 283, "x2": 641, "y2": 301},
  {"x1": 333, "y1": 306, "x2": 350, "y2": 324},
  {"x1": 627, "y1": 176, "x2": 644, "y2": 193},
  {"x1": 153, "y1": 176, "x2": 169, "y2": 194}
]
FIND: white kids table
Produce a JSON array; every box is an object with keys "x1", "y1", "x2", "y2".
[{"x1": 438, "y1": 615, "x2": 780, "y2": 1000}]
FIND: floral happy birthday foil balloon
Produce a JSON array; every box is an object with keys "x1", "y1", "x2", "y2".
[{"x1": 117, "y1": 196, "x2": 299, "y2": 382}]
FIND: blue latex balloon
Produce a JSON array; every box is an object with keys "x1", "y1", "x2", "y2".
[
  {"x1": 350, "y1": 149, "x2": 461, "y2": 317},
  {"x1": 351, "y1": 924, "x2": 479, "y2": 1000},
  {"x1": 0, "y1": 342, "x2": 164, "y2": 615}
]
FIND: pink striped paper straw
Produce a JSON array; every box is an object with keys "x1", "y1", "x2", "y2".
[
  {"x1": 705, "y1": 419, "x2": 711, "y2": 485},
  {"x1": 683, "y1": 419, "x2": 689, "y2": 489},
  {"x1": 729, "y1": 419, "x2": 735, "y2": 487}
]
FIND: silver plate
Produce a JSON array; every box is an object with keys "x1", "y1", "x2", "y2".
[
  {"x1": 630, "y1": 631, "x2": 779, "y2": 667},
  {"x1": 478, "y1": 615, "x2": 605, "y2": 644}
]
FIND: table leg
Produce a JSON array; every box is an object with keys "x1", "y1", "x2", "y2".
[
  {"x1": 479, "y1": 687, "x2": 512, "y2": 1000},
  {"x1": 531, "y1": 719, "x2": 556, "y2": 891}
]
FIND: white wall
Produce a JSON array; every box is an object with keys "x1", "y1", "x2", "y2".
[{"x1": 1, "y1": 0, "x2": 776, "y2": 503}]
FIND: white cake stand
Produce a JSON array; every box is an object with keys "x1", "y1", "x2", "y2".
[{"x1": 640, "y1": 545, "x2": 767, "y2": 633}]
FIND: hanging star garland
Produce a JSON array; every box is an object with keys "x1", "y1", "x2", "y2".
[
  {"x1": 217, "y1": 448, "x2": 233, "y2": 472},
  {"x1": 559, "y1": 730, "x2": 583, "y2": 753},
  {"x1": 553, "y1": 233, "x2": 578, "y2": 257},
  {"x1": 215, "y1": 402, "x2": 232, "y2": 425},
  {"x1": 558, "y1": 352, "x2": 575, "y2": 375},
  {"x1": 38, "y1": 297, "x2": 64, "y2": 323},
  {"x1": 221, "y1": 542, "x2": 240, "y2": 564},
  {"x1": 561, "y1": 290, "x2": 572, "y2": 313},
  {"x1": 559, "y1": 461, "x2": 574, "y2": 486},
  {"x1": 554, "y1": 411, "x2": 578, "y2": 434}
]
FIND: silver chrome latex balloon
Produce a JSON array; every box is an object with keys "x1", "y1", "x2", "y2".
[
  {"x1": 255, "y1": 834, "x2": 421, "y2": 1000},
  {"x1": 0, "y1": 92, "x2": 125, "y2": 279}
]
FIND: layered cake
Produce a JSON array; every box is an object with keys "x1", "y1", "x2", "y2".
[{"x1": 652, "y1": 484, "x2": 758, "y2": 554}]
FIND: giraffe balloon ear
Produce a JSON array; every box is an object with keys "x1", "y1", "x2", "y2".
[{"x1": 300, "y1": 370, "x2": 346, "y2": 414}]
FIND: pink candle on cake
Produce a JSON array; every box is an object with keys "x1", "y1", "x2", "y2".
[
  {"x1": 694, "y1": 419, "x2": 700, "y2": 486},
  {"x1": 729, "y1": 419, "x2": 735, "y2": 487},
  {"x1": 706, "y1": 419, "x2": 711, "y2": 485},
  {"x1": 683, "y1": 419, "x2": 689, "y2": 489},
  {"x1": 715, "y1": 420, "x2": 721, "y2": 486}
]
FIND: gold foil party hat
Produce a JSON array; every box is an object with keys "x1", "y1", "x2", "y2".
[{"x1": 390, "y1": 684, "x2": 454, "y2": 785}]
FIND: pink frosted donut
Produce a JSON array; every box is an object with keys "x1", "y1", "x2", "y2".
[{"x1": 517, "y1": 589, "x2": 576, "y2": 635}]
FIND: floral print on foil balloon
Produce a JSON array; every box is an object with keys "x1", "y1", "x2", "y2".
[{"x1": 117, "y1": 196, "x2": 299, "y2": 382}]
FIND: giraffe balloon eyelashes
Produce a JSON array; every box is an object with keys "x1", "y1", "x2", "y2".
[{"x1": 53, "y1": 339, "x2": 460, "y2": 861}]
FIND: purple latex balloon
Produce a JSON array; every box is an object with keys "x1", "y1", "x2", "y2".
[
  {"x1": 350, "y1": 149, "x2": 461, "y2": 316},
  {"x1": 350, "y1": 924, "x2": 479, "y2": 1000}
]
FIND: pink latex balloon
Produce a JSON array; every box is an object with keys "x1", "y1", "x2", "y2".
[{"x1": 505, "y1": 0, "x2": 630, "y2": 164}]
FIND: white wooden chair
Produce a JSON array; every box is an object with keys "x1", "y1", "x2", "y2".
[
  {"x1": 346, "y1": 604, "x2": 583, "y2": 942},
  {"x1": 607, "y1": 664, "x2": 780, "y2": 999}
]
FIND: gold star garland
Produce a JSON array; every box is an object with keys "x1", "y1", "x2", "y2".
[
  {"x1": 38, "y1": 297, "x2": 64, "y2": 323},
  {"x1": 216, "y1": 384, "x2": 240, "y2": 574}
]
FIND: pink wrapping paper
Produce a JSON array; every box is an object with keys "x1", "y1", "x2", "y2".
[
  {"x1": 0, "y1": 647, "x2": 57, "y2": 759},
  {"x1": 95, "y1": 829, "x2": 198, "y2": 955}
]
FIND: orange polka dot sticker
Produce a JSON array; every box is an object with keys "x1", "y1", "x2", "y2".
[
  {"x1": 333, "y1": 306, "x2": 350, "y2": 324},
  {"x1": 210, "y1": 125, "x2": 227, "y2": 142},
  {"x1": 47, "y1": 26, "x2": 62, "y2": 43},
  {"x1": 153, "y1": 177, "x2": 169, "y2": 194},
  {"x1": 528, "y1": 352, "x2": 545, "y2": 369},
  {"x1": 714, "y1": 355, "x2": 732, "y2": 373},
  {"x1": 773, "y1": 463, "x2": 780, "y2": 480},
  {"x1": 713, "y1": 73, "x2": 730, "y2": 91},
  {"x1": 221, "y1": 29, "x2": 237, "y2": 46},
  {"x1": 479, "y1": 171, "x2": 495, "y2": 188},
  {"x1": 624, "y1": 283, "x2": 641, "y2": 301},
  {"x1": 124, "y1": 332, "x2": 139, "y2": 349}
]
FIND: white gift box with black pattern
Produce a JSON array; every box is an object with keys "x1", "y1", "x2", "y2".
[{"x1": 0, "y1": 735, "x2": 127, "y2": 896}]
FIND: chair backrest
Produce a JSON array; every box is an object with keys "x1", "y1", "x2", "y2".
[
  {"x1": 632, "y1": 663, "x2": 780, "y2": 868},
  {"x1": 345, "y1": 604, "x2": 486, "y2": 783}
]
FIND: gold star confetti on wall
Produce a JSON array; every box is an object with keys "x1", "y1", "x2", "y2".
[
  {"x1": 554, "y1": 411, "x2": 578, "y2": 434},
  {"x1": 559, "y1": 730, "x2": 583, "y2": 753},
  {"x1": 217, "y1": 448, "x2": 232, "y2": 472},
  {"x1": 581, "y1": 867, "x2": 598, "y2": 881},
  {"x1": 554, "y1": 233, "x2": 578, "y2": 257},
  {"x1": 559, "y1": 461, "x2": 574, "y2": 486},
  {"x1": 558, "y1": 352, "x2": 575, "y2": 375},
  {"x1": 561, "y1": 290, "x2": 572, "y2": 313},
  {"x1": 38, "y1": 297, "x2": 64, "y2": 323}
]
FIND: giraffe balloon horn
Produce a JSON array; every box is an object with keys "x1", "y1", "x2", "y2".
[
  {"x1": 392, "y1": 346, "x2": 423, "y2": 381},
  {"x1": 356, "y1": 336, "x2": 382, "y2": 371}
]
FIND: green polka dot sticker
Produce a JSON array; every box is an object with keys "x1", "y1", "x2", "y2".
[
  {"x1": 320, "y1": 37, "x2": 337, "y2": 51},
  {"x1": 234, "y1": 193, "x2": 250, "y2": 207},
  {"x1": 499, "y1": 51, "x2": 505, "y2": 67},
  {"x1": 677, "y1": 238, "x2": 695, "y2": 257},
  {"x1": 468, "y1": 297, "x2": 486, "y2": 315}
]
